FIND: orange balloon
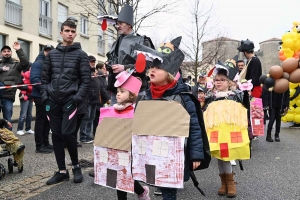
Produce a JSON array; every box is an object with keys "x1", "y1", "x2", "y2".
[
  {"x1": 273, "y1": 78, "x2": 290, "y2": 93},
  {"x1": 269, "y1": 65, "x2": 284, "y2": 80},
  {"x1": 279, "y1": 51, "x2": 284, "y2": 56},
  {"x1": 289, "y1": 68, "x2": 300, "y2": 83},
  {"x1": 281, "y1": 58, "x2": 299, "y2": 73},
  {"x1": 279, "y1": 55, "x2": 286, "y2": 61}
]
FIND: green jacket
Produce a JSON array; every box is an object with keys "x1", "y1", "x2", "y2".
[{"x1": 0, "y1": 48, "x2": 29, "y2": 102}]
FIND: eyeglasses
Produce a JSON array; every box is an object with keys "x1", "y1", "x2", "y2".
[{"x1": 213, "y1": 78, "x2": 227, "y2": 83}]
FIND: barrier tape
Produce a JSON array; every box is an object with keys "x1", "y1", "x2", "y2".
[{"x1": 0, "y1": 74, "x2": 107, "y2": 90}]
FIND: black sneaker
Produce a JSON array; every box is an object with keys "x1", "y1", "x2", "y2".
[
  {"x1": 154, "y1": 187, "x2": 162, "y2": 195},
  {"x1": 36, "y1": 146, "x2": 53, "y2": 154},
  {"x1": 44, "y1": 143, "x2": 53, "y2": 149},
  {"x1": 46, "y1": 170, "x2": 70, "y2": 185},
  {"x1": 72, "y1": 165, "x2": 83, "y2": 183}
]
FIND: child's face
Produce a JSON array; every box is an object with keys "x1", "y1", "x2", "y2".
[
  {"x1": 213, "y1": 74, "x2": 229, "y2": 92},
  {"x1": 116, "y1": 87, "x2": 130, "y2": 104},
  {"x1": 149, "y1": 66, "x2": 168, "y2": 86},
  {"x1": 198, "y1": 91, "x2": 205, "y2": 99}
]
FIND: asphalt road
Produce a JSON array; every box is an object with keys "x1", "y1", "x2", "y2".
[{"x1": 1, "y1": 122, "x2": 300, "y2": 200}]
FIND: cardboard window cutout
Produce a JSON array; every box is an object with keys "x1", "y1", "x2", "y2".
[
  {"x1": 152, "y1": 140, "x2": 169, "y2": 157},
  {"x1": 99, "y1": 149, "x2": 108, "y2": 163},
  {"x1": 210, "y1": 131, "x2": 219, "y2": 143},
  {"x1": 118, "y1": 153, "x2": 130, "y2": 166},
  {"x1": 230, "y1": 132, "x2": 243, "y2": 143},
  {"x1": 138, "y1": 139, "x2": 146, "y2": 155}
]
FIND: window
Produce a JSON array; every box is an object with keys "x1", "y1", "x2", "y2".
[
  {"x1": 99, "y1": 149, "x2": 108, "y2": 163},
  {"x1": 81, "y1": 15, "x2": 88, "y2": 36},
  {"x1": 0, "y1": 35, "x2": 6, "y2": 49},
  {"x1": 98, "y1": 28, "x2": 105, "y2": 54},
  {"x1": 18, "y1": 39, "x2": 30, "y2": 60},
  {"x1": 39, "y1": 44, "x2": 44, "y2": 52},
  {"x1": 137, "y1": 139, "x2": 146, "y2": 155},
  {"x1": 230, "y1": 132, "x2": 243, "y2": 143},
  {"x1": 39, "y1": 0, "x2": 52, "y2": 36},
  {"x1": 118, "y1": 153, "x2": 129, "y2": 166},
  {"x1": 5, "y1": 0, "x2": 23, "y2": 26},
  {"x1": 152, "y1": 140, "x2": 168, "y2": 157},
  {"x1": 210, "y1": 131, "x2": 218, "y2": 143},
  {"x1": 58, "y1": 4, "x2": 67, "y2": 40},
  {"x1": 107, "y1": 29, "x2": 114, "y2": 50}
]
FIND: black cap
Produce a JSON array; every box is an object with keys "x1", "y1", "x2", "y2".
[
  {"x1": 1, "y1": 45, "x2": 11, "y2": 52},
  {"x1": 237, "y1": 39, "x2": 255, "y2": 52},
  {"x1": 88, "y1": 55, "x2": 96, "y2": 62},
  {"x1": 44, "y1": 44, "x2": 54, "y2": 51}
]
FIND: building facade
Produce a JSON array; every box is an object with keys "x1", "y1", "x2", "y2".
[{"x1": 0, "y1": 0, "x2": 116, "y2": 105}]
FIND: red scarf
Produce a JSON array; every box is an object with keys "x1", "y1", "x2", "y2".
[{"x1": 150, "y1": 80, "x2": 177, "y2": 99}]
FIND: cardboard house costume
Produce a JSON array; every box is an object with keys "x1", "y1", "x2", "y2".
[
  {"x1": 132, "y1": 101, "x2": 190, "y2": 188},
  {"x1": 93, "y1": 71, "x2": 142, "y2": 193},
  {"x1": 204, "y1": 61, "x2": 250, "y2": 161}
]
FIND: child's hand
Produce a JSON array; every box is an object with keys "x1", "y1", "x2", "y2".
[{"x1": 193, "y1": 161, "x2": 201, "y2": 170}]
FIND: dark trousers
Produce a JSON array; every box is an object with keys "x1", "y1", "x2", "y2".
[
  {"x1": 116, "y1": 181, "x2": 145, "y2": 199},
  {"x1": 34, "y1": 98, "x2": 50, "y2": 148},
  {"x1": 161, "y1": 187, "x2": 177, "y2": 200},
  {"x1": 46, "y1": 100, "x2": 79, "y2": 170},
  {"x1": 267, "y1": 107, "x2": 281, "y2": 135},
  {"x1": 93, "y1": 109, "x2": 100, "y2": 136}
]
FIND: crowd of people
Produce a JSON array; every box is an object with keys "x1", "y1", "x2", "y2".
[{"x1": 0, "y1": 3, "x2": 296, "y2": 200}]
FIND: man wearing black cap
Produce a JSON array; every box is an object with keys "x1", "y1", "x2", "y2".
[
  {"x1": 30, "y1": 44, "x2": 54, "y2": 154},
  {"x1": 106, "y1": 4, "x2": 154, "y2": 105},
  {"x1": 79, "y1": 55, "x2": 100, "y2": 143},
  {"x1": 0, "y1": 42, "x2": 29, "y2": 129}
]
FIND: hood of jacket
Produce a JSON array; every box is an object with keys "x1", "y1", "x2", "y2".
[{"x1": 56, "y1": 42, "x2": 82, "y2": 52}]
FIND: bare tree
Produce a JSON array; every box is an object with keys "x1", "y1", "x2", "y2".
[
  {"x1": 66, "y1": 0, "x2": 178, "y2": 33},
  {"x1": 179, "y1": 0, "x2": 227, "y2": 80}
]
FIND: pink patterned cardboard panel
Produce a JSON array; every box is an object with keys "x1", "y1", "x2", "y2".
[
  {"x1": 132, "y1": 135, "x2": 185, "y2": 188},
  {"x1": 94, "y1": 146, "x2": 134, "y2": 193}
]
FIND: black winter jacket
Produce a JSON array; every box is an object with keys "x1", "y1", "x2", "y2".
[
  {"x1": 262, "y1": 88, "x2": 289, "y2": 109},
  {"x1": 0, "y1": 48, "x2": 29, "y2": 101},
  {"x1": 88, "y1": 74, "x2": 101, "y2": 105},
  {"x1": 30, "y1": 51, "x2": 45, "y2": 98},
  {"x1": 41, "y1": 43, "x2": 90, "y2": 105}
]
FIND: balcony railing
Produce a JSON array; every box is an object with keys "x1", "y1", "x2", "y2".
[
  {"x1": 98, "y1": 39, "x2": 105, "y2": 54},
  {"x1": 5, "y1": 0, "x2": 23, "y2": 26},
  {"x1": 39, "y1": 15, "x2": 53, "y2": 36},
  {"x1": 58, "y1": 22, "x2": 62, "y2": 40}
]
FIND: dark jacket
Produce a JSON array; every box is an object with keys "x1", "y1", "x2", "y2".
[
  {"x1": 88, "y1": 74, "x2": 101, "y2": 105},
  {"x1": 30, "y1": 51, "x2": 45, "y2": 98},
  {"x1": 262, "y1": 89, "x2": 289, "y2": 109},
  {"x1": 41, "y1": 43, "x2": 90, "y2": 105},
  {"x1": 245, "y1": 56, "x2": 262, "y2": 87},
  {"x1": 97, "y1": 71, "x2": 109, "y2": 108},
  {"x1": 144, "y1": 83, "x2": 204, "y2": 162},
  {"x1": 0, "y1": 48, "x2": 29, "y2": 101}
]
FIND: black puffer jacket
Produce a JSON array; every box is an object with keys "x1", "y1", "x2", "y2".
[
  {"x1": 41, "y1": 43, "x2": 90, "y2": 104},
  {"x1": 0, "y1": 48, "x2": 29, "y2": 102}
]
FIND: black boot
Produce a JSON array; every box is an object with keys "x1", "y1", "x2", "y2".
[
  {"x1": 266, "y1": 133, "x2": 274, "y2": 142},
  {"x1": 274, "y1": 133, "x2": 280, "y2": 142}
]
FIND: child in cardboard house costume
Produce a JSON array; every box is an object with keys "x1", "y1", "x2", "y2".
[
  {"x1": 94, "y1": 70, "x2": 150, "y2": 200},
  {"x1": 131, "y1": 37, "x2": 207, "y2": 200},
  {"x1": 203, "y1": 60, "x2": 251, "y2": 198}
]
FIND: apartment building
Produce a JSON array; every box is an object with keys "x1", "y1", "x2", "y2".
[{"x1": 0, "y1": 0, "x2": 117, "y2": 105}]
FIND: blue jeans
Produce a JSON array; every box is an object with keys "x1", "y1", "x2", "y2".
[
  {"x1": 1, "y1": 98, "x2": 13, "y2": 130},
  {"x1": 17, "y1": 99, "x2": 33, "y2": 131},
  {"x1": 79, "y1": 104, "x2": 97, "y2": 140}
]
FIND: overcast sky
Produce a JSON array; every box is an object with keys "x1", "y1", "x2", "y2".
[{"x1": 140, "y1": 0, "x2": 300, "y2": 50}]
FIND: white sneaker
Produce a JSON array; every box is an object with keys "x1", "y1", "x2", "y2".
[
  {"x1": 25, "y1": 129, "x2": 35, "y2": 134},
  {"x1": 17, "y1": 130, "x2": 25, "y2": 135},
  {"x1": 230, "y1": 160, "x2": 236, "y2": 166}
]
